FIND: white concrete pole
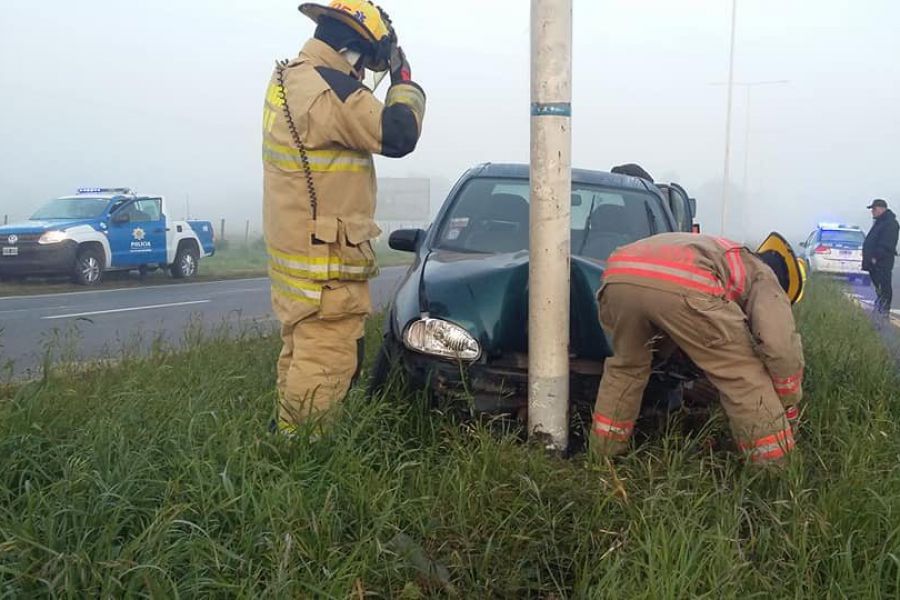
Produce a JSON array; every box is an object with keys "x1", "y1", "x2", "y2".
[
  {"x1": 720, "y1": 0, "x2": 738, "y2": 236},
  {"x1": 529, "y1": 0, "x2": 572, "y2": 452},
  {"x1": 741, "y1": 85, "x2": 752, "y2": 243}
]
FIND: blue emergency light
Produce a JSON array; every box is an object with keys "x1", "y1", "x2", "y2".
[
  {"x1": 77, "y1": 187, "x2": 133, "y2": 195},
  {"x1": 818, "y1": 222, "x2": 861, "y2": 231}
]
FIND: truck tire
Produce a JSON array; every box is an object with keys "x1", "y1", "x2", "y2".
[
  {"x1": 72, "y1": 247, "x2": 104, "y2": 286},
  {"x1": 171, "y1": 243, "x2": 199, "y2": 279}
]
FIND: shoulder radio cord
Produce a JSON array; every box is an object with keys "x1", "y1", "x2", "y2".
[{"x1": 276, "y1": 60, "x2": 319, "y2": 221}]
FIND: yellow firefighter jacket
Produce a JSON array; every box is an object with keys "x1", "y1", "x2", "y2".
[
  {"x1": 262, "y1": 38, "x2": 426, "y2": 324},
  {"x1": 603, "y1": 232, "x2": 804, "y2": 404}
]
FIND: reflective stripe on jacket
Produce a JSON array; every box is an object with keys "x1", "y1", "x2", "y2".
[
  {"x1": 262, "y1": 38, "x2": 425, "y2": 323},
  {"x1": 603, "y1": 233, "x2": 804, "y2": 402}
]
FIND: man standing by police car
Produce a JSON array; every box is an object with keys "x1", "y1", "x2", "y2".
[
  {"x1": 262, "y1": 1, "x2": 425, "y2": 435},
  {"x1": 862, "y1": 199, "x2": 899, "y2": 319}
]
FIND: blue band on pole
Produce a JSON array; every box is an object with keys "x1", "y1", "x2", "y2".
[{"x1": 531, "y1": 102, "x2": 572, "y2": 117}]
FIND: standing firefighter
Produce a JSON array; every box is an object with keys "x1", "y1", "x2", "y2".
[
  {"x1": 263, "y1": 1, "x2": 425, "y2": 434},
  {"x1": 592, "y1": 232, "x2": 806, "y2": 465}
]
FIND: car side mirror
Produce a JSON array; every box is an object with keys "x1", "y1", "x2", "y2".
[
  {"x1": 112, "y1": 212, "x2": 130, "y2": 224},
  {"x1": 389, "y1": 228, "x2": 424, "y2": 253}
]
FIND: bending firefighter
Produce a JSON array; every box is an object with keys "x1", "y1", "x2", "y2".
[
  {"x1": 262, "y1": 1, "x2": 425, "y2": 434},
  {"x1": 592, "y1": 232, "x2": 806, "y2": 465}
]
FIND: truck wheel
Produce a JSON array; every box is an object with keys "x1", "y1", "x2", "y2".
[
  {"x1": 72, "y1": 247, "x2": 104, "y2": 286},
  {"x1": 171, "y1": 244, "x2": 199, "y2": 279}
]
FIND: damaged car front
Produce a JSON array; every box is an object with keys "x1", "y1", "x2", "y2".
[{"x1": 372, "y1": 163, "x2": 698, "y2": 419}]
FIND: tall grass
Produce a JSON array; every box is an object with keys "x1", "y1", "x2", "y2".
[{"x1": 0, "y1": 279, "x2": 898, "y2": 597}]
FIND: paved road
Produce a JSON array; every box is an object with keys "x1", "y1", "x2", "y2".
[
  {"x1": 844, "y1": 266, "x2": 900, "y2": 351},
  {"x1": 847, "y1": 266, "x2": 900, "y2": 313},
  {"x1": 0, "y1": 267, "x2": 409, "y2": 379}
]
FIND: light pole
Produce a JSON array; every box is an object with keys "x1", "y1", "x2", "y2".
[
  {"x1": 529, "y1": 0, "x2": 572, "y2": 452},
  {"x1": 720, "y1": 0, "x2": 738, "y2": 236}
]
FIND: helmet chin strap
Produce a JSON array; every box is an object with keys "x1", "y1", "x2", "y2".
[{"x1": 339, "y1": 49, "x2": 365, "y2": 80}]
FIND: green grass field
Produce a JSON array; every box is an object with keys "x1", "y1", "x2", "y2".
[
  {"x1": 0, "y1": 241, "x2": 412, "y2": 297},
  {"x1": 1, "y1": 280, "x2": 898, "y2": 597}
]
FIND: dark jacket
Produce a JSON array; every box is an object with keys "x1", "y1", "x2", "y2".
[{"x1": 863, "y1": 209, "x2": 899, "y2": 271}]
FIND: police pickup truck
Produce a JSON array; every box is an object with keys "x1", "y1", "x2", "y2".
[{"x1": 0, "y1": 188, "x2": 215, "y2": 285}]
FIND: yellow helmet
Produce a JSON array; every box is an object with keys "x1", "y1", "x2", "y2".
[
  {"x1": 757, "y1": 232, "x2": 805, "y2": 305},
  {"x1": 795, "y1": 257, "x2": 808, "y2": 303},
  {"x1": 299, "y1": 1, "x2": 394, "y2": 72}
]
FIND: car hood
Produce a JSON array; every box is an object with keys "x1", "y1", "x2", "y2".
[
  {"x1": 420, "y1": 249, "x2": 612, "y2": 360},
  {"x1": 0, "y1": 219, "x2": 97, "y2": 235}
]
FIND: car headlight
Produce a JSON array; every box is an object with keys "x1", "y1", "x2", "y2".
[
  {"x1": 403, "y1": 318, "x2": 481, "y2": 361},
  {"x1": 38, "y1": 231, "x2": 68, "y2": 245}
]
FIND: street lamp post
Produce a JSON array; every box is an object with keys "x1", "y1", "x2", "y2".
[{"x1": 720, "y1": 0, "x2": 738, "y2": 236}]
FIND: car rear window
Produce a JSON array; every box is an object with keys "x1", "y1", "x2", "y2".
[
  {"x1": 821, "y1": 230, "x2": 865, "y2": 247},
  {"x1": 435, "y1": 177, "x2": 669, "y2": 260}
]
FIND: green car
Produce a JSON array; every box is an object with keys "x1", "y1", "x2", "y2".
[{"x1": 373, "y1": 163, "x2": 700, "y2": 420}]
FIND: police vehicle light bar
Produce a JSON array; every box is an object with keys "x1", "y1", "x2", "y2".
[
  {"x1": 77, "y1": 187, "x2": 133, "y2": 195},
  {"x1": 818, "y1": 222, "x2": 860, "y2": 230}
]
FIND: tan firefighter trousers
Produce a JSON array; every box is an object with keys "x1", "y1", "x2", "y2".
[
  {"x1": 275, "y1": 281, "x2": 370, "y2": 431},
  {"x1": 592, "y1": 283, "x2": 794, "y2": 464}
]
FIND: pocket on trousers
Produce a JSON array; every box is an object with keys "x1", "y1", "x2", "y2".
[
  {"x1": 683, "y1": 294, "x2": 736, "y2": 348},
  {"x1": 319, "y1": 281, "x2": 372, "y2": 320},
  {"x1": 597, "y1": 285, "x2": 614, "y2": 330}
]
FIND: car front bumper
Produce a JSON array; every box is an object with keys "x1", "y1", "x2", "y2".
[
  {"x1": 394, "y1": 345, "x2": 681, "y2": 415},
  {"x1": 0, "y1": 240, "x2": 78, "y2": 276}
]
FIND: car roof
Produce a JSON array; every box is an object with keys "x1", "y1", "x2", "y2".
[{"x1": 469, "y1": 163, "x2": 656, "y2": 192}]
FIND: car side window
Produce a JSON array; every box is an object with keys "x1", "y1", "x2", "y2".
[
  {"x1": 668, "y1": 188, "x2": 690, "y2": 232},
  {"x1": 644, "y1": 198, "x2": 668, "y2": 235},
  {"x1": 804, "y1": 231, "x2": 816, "y2": 251},
  {"x1": 132, "y1": 199, "x2": 162, "y2": 222}
]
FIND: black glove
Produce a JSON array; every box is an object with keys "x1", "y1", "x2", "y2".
[{"x1": 390, "y1": 45, "x2": 411, "y2": 84}]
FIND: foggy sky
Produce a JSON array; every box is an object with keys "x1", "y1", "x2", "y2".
[{"x1": 1, "y1": 0, "x2": 897, "y2": 244}]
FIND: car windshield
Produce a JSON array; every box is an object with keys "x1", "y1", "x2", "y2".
[
  {"x1": 30, "y1": 197, "x2": 109, "y2": 220},
  {"x1": 434, "y1": 177, "x2": 669, "y2": 261},
  {"x1": 821, "y1": 229, "x2": 865, "y2": 247}
]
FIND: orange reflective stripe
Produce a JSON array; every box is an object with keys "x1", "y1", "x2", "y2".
[
  {"x1": 773, "y1": 371, "x2": 802, "y2": 396},
  {"x1": 739, "y1": 427, "x2": 795, "y2": 463},
  {"x1": 609, "y1": 254, "x2": 720, "y2": 281},
  {"x1": 713, "y1": 237, "x2": 741, "y2": 250},
  {"x1": 592, "y1": 413, "x2": 634, "y2": 442},
  {"x1": 710, "y1": 238, "x2": 746, "y2": 301},
  {"x1": 754, "y1": 446, "x2": 791, "y2": 462},
  {"x1": 605, "y1": 266, "x2": 726, "y2": 295},
  {"x1": 724, "y1": 250, "x2": 746, "y2": 300},
  {"x1": 606, "y1": 251, "x2": 727, "y2": 296}
]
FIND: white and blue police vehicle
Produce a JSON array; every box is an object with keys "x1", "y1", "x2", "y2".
[
  {"x1": 0, "y1": 187, "x2": 215, "y2": 285},
  {"x1": 799, "y1": 222, "x2": 868, "y2": 284}
]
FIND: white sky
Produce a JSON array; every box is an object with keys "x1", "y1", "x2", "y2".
[{"x1": 1, "y1": 0, "x2": 898, "y2": 243}]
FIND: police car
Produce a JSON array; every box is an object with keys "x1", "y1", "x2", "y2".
[
  {"x1": 799, "y1": 223, "x2": 868, "y2": 284},
  {"x1": 0, "y1": 188, "x2": 215, "y2": 285}
]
